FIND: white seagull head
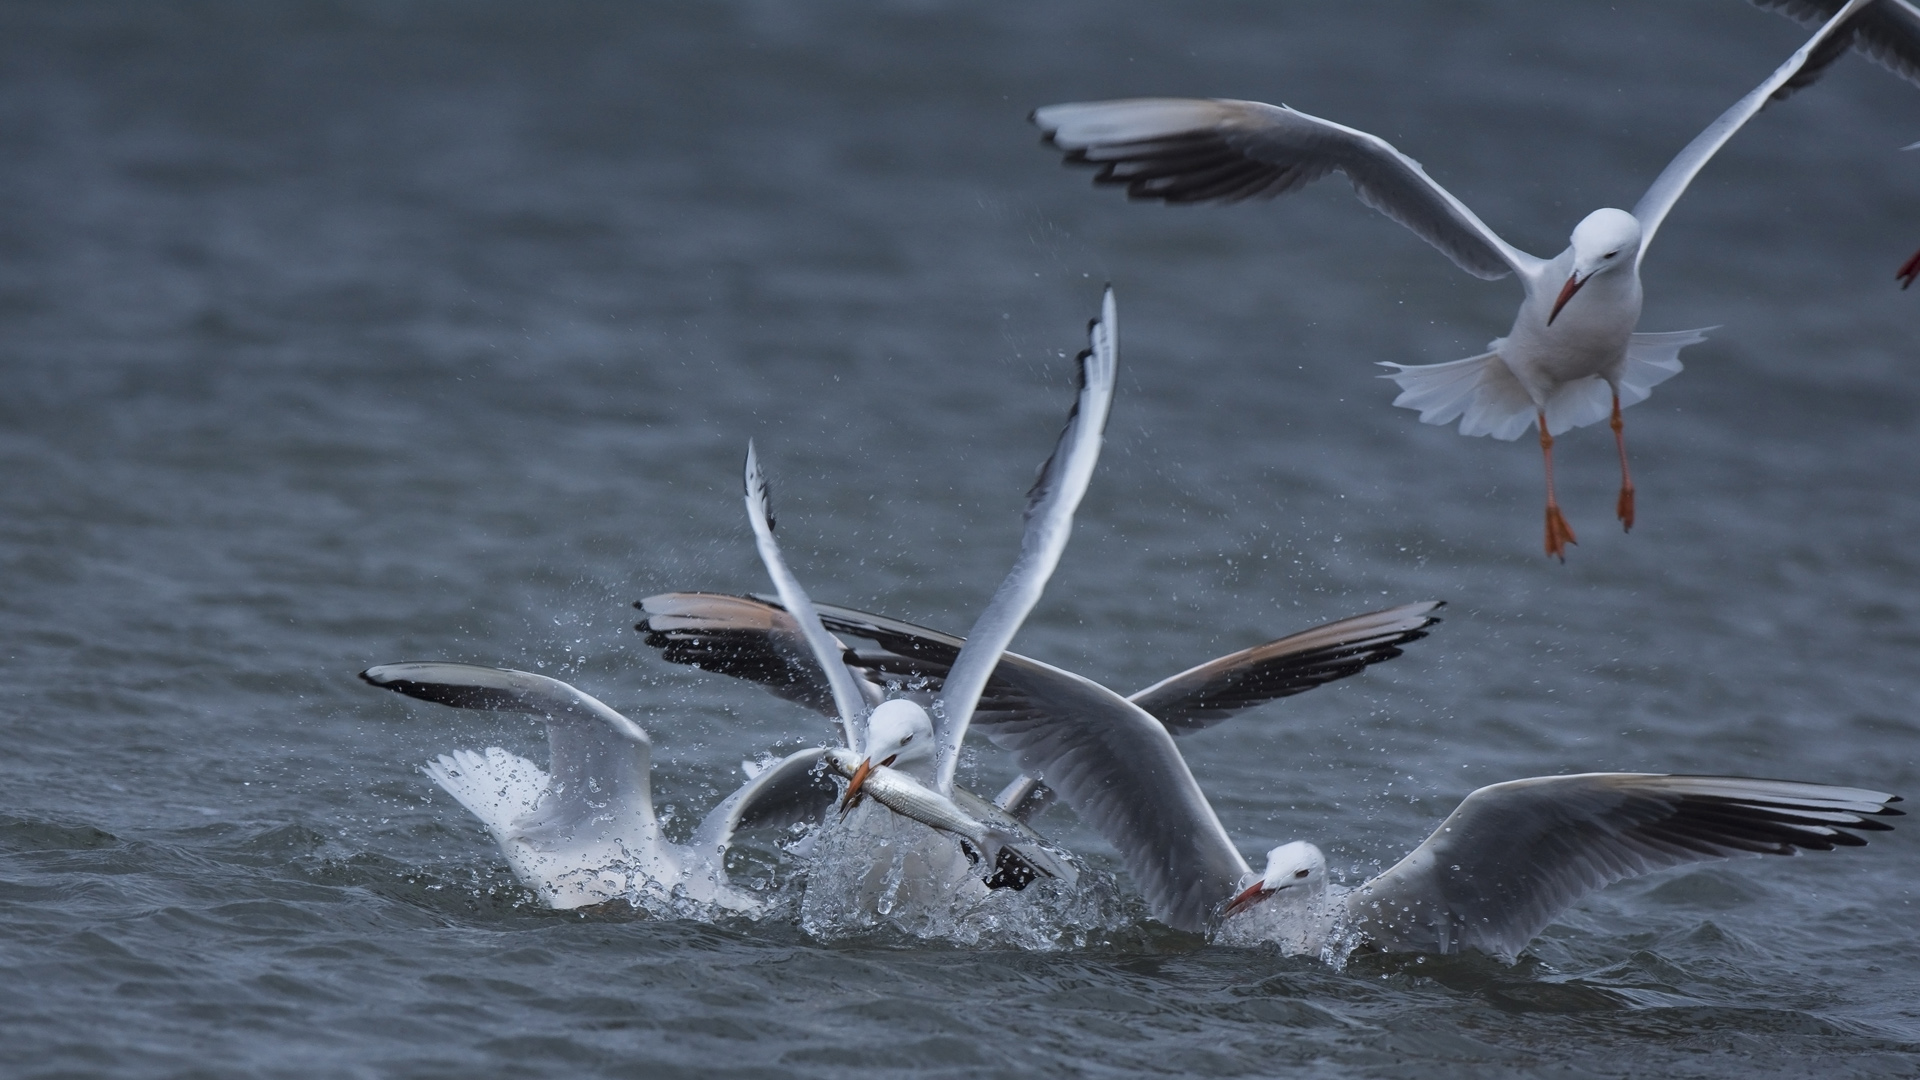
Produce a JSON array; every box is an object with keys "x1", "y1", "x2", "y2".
[
  {"x1": 1550, "y1": 208, "x2": 1643, "y2": 324},
  {"x1": 1224, "y1": 840, "x2": 1328, "y2": 916},
  {"x1": 839, "y1": 698, "x2": 937, "y2": 809}
]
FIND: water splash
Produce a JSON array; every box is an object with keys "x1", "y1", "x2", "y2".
[{"x1": 795, "y1": 800, "x2": 1130, "y2": 949}]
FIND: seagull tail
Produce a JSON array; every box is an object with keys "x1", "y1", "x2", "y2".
[
  {"x1": 1537, "y1": 325, "x2": 1715, "y2": 435},
  {"x1": 1378, "y1": 346, "x2": 1536, "y2": 441},
  {"x1": 422, "y1": 747, "x2": 549, "y2": 842},
  {"x1": 1616, "y1": 327, "x2": 1712, "y2": 407}
]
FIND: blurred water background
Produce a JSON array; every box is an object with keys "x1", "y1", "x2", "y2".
[{"x1": 2, "y1": 1, "x2": 1918, "y2": 1075}]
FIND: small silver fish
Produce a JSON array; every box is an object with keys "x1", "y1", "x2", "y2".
[{"x1": 823, "y1": 747, "x2": 1078, "y2": 885}]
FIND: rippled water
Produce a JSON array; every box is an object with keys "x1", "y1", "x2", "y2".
[{"x1": 3, "y1": 1, "x2": 1919, "y2": 1075}]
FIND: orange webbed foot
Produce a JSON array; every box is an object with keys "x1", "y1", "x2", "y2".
[{"x1": 1544, "y1": 505, "x2": 1578, "y2": 562}]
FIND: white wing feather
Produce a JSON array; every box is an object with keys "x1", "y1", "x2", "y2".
[{"x1": 932, "y1": 287, "x2": 1119, "y2": 792}]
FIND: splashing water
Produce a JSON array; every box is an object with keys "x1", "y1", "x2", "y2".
[{"x1": 796, "y1": 801, "x2": 1130, "y2": 948}]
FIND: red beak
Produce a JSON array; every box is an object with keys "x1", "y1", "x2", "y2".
[
  {"x1": 837, "y1": 754, "x2": 897, "y2": 813},
  {"x1": 1547, "y1": 273, "x2": 1585, "y2": 325},
  {"x1": 1224, "y1": 880, "x2": 1272, "y2": 917},
  {"x1": 838, "y1": 759, "x2": 873, "y2": 812}
]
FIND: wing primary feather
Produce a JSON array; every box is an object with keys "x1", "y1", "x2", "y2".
[
  {"x1": 1631, "y1": 0, "x2": 1877, "y2": 262},
  {"x1": 742, "y1": 442, "x2": 871, "y2": 750},
  {"x1": 933, "y1": 288, "x2": 1118, "y2": 793}
]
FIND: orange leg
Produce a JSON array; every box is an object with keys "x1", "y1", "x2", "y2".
[
  {"x1": 1610, "y1": 392, "x2": 1634, "y2": 532},
  {"x1": 1898, "y1": 247, "x2": 1920, "y2": 289},
  {"x1": 1539, "y1": 411, "x2": 1577, "y2": 561}
]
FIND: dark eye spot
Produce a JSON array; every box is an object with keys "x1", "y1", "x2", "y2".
[
  {"x1": 899, "y1": 733, "x2": 913, "y2": 744},
  {"x1": 1292, "y1": 869, "x2": 1310, "y2": 879},
  {"x1": 1604, "y1": 251, "x2": 1618, "y2": 259}
]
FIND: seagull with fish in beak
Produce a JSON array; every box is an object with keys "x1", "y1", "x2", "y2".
[{"x1": 728, "y1": 288, "x2": 1117, "y2": 926}]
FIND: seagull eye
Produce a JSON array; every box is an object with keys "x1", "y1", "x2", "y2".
[
  {"x1": 898, "y1": 733, "x2": 913, "y2": 744},
  {"x1": 1292, "y1": 869, "x2": 1310, "y2": 879},
  {"x1": 1603, "y1": 251, "x2": 1618, "y2": 259}
]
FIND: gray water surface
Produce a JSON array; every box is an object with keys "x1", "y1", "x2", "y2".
[{"x1": 3, "y1": 2, "x2": 1919, "y2": 1076}]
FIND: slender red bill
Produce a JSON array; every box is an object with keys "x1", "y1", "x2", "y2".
[
  {"x1": 838, "y1": 754, "x2": 898, "y2": 813},
  {"x1": 839, "y1": 759, "x2": 873, "y2": 812},
  {"x1": 1548, "y1": 274, "x2": 1584, "y2": 325},
  {"x1": 1224, "y1": 881, "x2": 1272, "y2": 916}
]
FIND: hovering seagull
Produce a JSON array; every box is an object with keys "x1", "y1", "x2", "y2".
[
  {"x1": 633, "y1": 591, "x2": 1442, "y2": 822},
  {"x1": 1033, "y1": 0, "x2": 1876, "y2": 559},
  {"x1": 359, "y1": 662, "x2": 837, "y2": 913},
  {"x1": 734, "y1": 288, "x2": 1116, "y2": 925}
]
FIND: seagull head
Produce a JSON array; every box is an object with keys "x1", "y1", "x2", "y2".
[
  {"x1": 1224, "y1": 841, "x2": 1327, "y2": 916},
  {"x1": 840, "y1": 698, "x2": 935, "y2": 811},
  {"x1": 1549, "y1": 208, "x2": 1642, "y2": 325}
]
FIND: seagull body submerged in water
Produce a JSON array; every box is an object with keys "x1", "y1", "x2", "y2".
[
  {"x1": 730, "y1": 288, "x2": 1117, "y2": 931},
  {"x1": 1034, "y1": 0, "x2": 1879, "y2": 559},
  {"x1": 358, "y1": 662, "x2": 837, "y2": 913}
]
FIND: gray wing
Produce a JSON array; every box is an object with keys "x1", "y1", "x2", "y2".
[
  {"x1": 360, "y1": 662, "x2": 659, "y2": 839},
  {"x1": 634, "y1": 592, "x2": 888, "y2": 717},
  {"x1": 1127, "y1": 601, "x2": 1442, "y2": 731},
  {"x1": 1353, "y1": 773, "x2": 1903, "y2": 960},
  {"x1": 742, "y1": 441, "x2": 873, "y2": 751},
  {"x1": 638, "y1": 592, "x2": 1440, "y2": 733},
  {"x1": 1033, "y1": 98, "x2": 1540, "y2": 281},
  {"x1": 1751, "y1": 0, "x2": 1920, "y2": 94},
  {"x1": 686, "y1": 747, "x2": 836, "y2": 861},
  {"x1": 1632, "y1": 0, "x2": 1877, "y2": 263},
  {"x1": 964, "y1": 654, "x2": 1252, "y2": 933},
  {"x1": 360, "y1": 661, "x2": 646, "y2": 741},
  {"x1": 933, "y1": 287, "x2": 1118, "y2": 792}
]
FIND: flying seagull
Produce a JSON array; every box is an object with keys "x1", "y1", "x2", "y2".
[{"x1": 1034, "y1": 0, "x2": 1876, "y2": 558}]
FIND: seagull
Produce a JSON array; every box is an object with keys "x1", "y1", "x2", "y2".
[
  {"x1": 1033, "y1": 0, "x2": 1876, "y2": 559},
  {"x1": 732, "y1": 287, "x2": 1116, "y2": 929},
  {"x1": 886, "y1": 642, "x2": 1903, "y2": 954},
  {"x1": 359, "y1": 662, "x2": 837, "y2": 913},
  {"x1": 633, "y1": 591, "x2": 1442, "y2": 822},
  {"x1": 1219, "y1": 774, "x2": 1902, "y2": 961}
]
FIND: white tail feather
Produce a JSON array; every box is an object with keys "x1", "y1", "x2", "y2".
[
  {"x1": 1379, "y1": 347, "x2": 1534, "y2": 441},
  {"x1": 1618, "y1": 327, "x2": 1711, "y2": 406},
  {"x1": 422, "y1": 748, "x2": 549, "y2": 843},
  {"x1": 1381, "y1": 327, "x2": 1712, "y2": 440}
]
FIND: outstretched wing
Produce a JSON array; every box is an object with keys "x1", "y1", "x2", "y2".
[
  {"x1": 1632, "y1": 0, "x2": 1877, "y2": 263},
  {"x1": 636, "y1": 592, "x2": 1440, "y2": 733},
  {"x1": 686, "y1": 747, "x2": 837, "y2": 862},
  {"x1": 1354, "y1": 773, "x2": 1902, "y2": 960},
  {"x1": 963, "y1": 654, "x2": 1252, "y2": 933},
  {"x1": 634, "y1": 592, "x2": 887, "y2": 717},
  {"x1": 1127, "y1": 601, "x2": 1442, "y2": 731},
  {"x1": 742, "y1": 442, "x2": 874, "y2": 752},
  {"x1": 360, "y1": 662, "x2": 660, "y2": 840},
  {"x1": 1750, "y1": 0, "x2": 1920, "y2": 94},
  {"x1": 1033, "y1": 98, "x2": 1539, "y2": 280},
  {"x1": 932, "y1": 287, "x2": 1119, "y2": 793}
]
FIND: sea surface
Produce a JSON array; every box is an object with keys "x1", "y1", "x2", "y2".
[{"x1": 3, "y1": 2, "x2": 1919, "y2": 1076}]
